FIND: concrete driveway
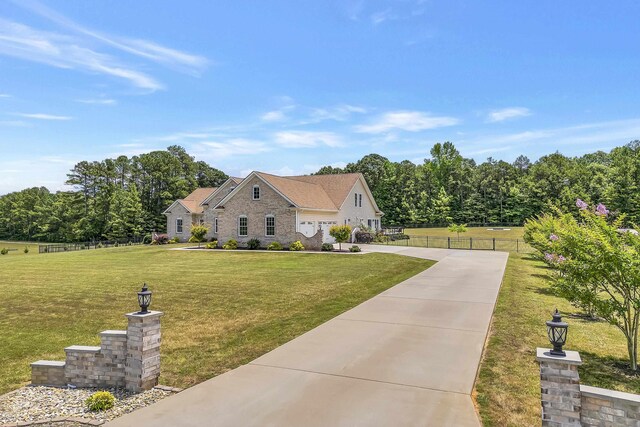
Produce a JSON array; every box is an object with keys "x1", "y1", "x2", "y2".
[{"x1": 107, "y1": 246, "x2": 508, "y2": 427}]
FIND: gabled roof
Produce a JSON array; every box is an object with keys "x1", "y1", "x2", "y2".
[
  {"x1": 213, "y1": 171, "x2": 381, "y2": 213},
  {"x1": 164, "y1": 187, "x2": 217, "y2": 214},
  {"x1": 256, "y1": 172, "x2": 338, "y2": 210},
  {"x1": 200, "y1": 177, "x2": 243, "y2": 206}
]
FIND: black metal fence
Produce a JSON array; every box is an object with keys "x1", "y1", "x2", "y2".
[
  {"x1": 39, "y1": 240, "x2": 143, "y2": 254},
  {"x1": 380, "y1": 235, "x2": 533, "y2": 253}
]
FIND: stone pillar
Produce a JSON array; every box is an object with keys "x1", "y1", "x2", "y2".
[
  {"x1": 125, "y1": 310, "x2": 163, "y2": 392},
  {"x1": 536, "y1": 347, "x2": 583, "y2": 426}
]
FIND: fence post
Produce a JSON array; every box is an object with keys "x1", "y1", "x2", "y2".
[
  {"x1": 426, "y1": 236, "x2": 429, "y2": 248},
  {"x1": 493, "y1": 238, "x2": 496, "y2": 251},
  {"x1": 517, "y1": 239, "x2": 519, "y2": 253},
  {"x1": 470, "y1": 237, "x2": 473, "y2": 250},
  {"x1": 447, "y1": 237, "x2": 450, "y2": 249}
]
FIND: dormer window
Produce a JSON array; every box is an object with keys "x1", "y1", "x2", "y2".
[{"x1": 253, "y1": 185, "x2": 260, "y2": 200}]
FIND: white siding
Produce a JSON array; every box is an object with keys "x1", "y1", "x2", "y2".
[{"x1": 337, "y1": 179, "x2": 381, "y2": 230}]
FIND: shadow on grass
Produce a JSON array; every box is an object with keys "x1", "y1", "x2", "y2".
[{"x1": 579, "y1": 351, "x2": 640, "y2": 391}]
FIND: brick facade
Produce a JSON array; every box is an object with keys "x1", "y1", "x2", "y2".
[{"x1": 216, "y1": 175, "x2": 302, "y2": 248}]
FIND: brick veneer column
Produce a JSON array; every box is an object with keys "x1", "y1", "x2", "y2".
[
  {"x1": 125, "y1": 310, "x2": 163, "y2": 392},
  {"x1": 536, "y1": 348, "x2": 583, "y2": 426}
]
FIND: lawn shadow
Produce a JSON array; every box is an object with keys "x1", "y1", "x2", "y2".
[{"x1": 579, "y1": 351, "x2": 640, "y2": 391}]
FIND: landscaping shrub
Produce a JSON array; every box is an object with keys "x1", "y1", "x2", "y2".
[
  {"x1": 205, "y1": 241, "x2": 217, "y2": 249},
  {"x1": 0, "y1": 248, "x2": 7, "y2": 255},
  {"x1": 142, "y1": 234, "x2": 152, "y2": 244},
  {"x1": 321, "y1": 243, "x2": 334, "y2": 252},
  {"x1": 85, "y1": 391, "x2": 115, "y2": 412},
  {"x1": 114, "y1": 241, "x2": 119, "y2": 247},
  {"x1": 267, "y1": 241, "x2": 283, "y2": 251},
  {"x1": 168, "y1": 237, "x2": 180, "y2": 244},
  {"x1": 389, "y1": 233, "x2": 410, "y2": 241},
  {"x1": 23, "y1": 247, "x2": 29, "y2": 254},
  {"x1": 329, "y1": 225, "x2": 352, "y2": 251},
  {"x1": 97, "y1": 242, "x2": 104, "y2": 249},
  {"x1": 247, "y1": 238, "x2": 261, "y2": 250},
  {"x1": 189, "y1": 224, "x2": 209, "y2": 247},
  {"x1": 222, "y1": 239, "x2": 238, "y2": 250},
  {"x1": 289, "y1": 240, "x2": 305, "y2": 251},
  {"x1": 355, "y1": 231, "x2": 374, "y2": 243},
  {"x1": 373, "y1": 232, "x2": 390, "y2": 243},
  {"x1": 150, "y1": 240, "x2": 159, "y2": 245},
  {"x1": 349, "y1": 245, "x2": 362, "y2": 252},
  {"x1": 154, "y1": 235, "x2": 169, "y2": 245}
]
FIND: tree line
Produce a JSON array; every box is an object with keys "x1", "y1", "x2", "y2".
[
  {"x1": 1, "y1": 140, "x2": 640, "y2": 242},
  {"x1": 315, "y1": 140, "x2": 640, "y2": 227},
  {"x1": 0, "y1": 146, "x2": 227, "y2": 242}
]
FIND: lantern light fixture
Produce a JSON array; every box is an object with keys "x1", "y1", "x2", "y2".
[
  {"x1": 137, "y1": 283, "x2": 152, "y2": 314},
  {"x1": 546, "y1": 308, "x2": 568, "y2": 356}
]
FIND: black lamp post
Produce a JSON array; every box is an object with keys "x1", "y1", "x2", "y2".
[
  {"x1": 137, "y1": 283, "x2": 152, "y2": 314},
  {"x1": 546, "y1": 309, "x2": 568, "y2": 356}
]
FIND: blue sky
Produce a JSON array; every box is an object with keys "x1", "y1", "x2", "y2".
[{"x1": 1, "y1": 0, "x2": 640, "y2": 194}]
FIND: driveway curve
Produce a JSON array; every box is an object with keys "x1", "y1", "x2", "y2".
[{"x1": 107, "y1": 246, "x2": 508, "y2": 427}]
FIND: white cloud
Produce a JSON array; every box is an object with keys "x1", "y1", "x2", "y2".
[
  {"x1": 13, "y1": 0, "x2": 208, "y2": 74},
  {"x1": 355, "y1": 110, "x2": 459, "y2": 133},
  {"x1": 0, "y1": 120, "x2": 29, "y2": 126},
  {"x1": 0, "y1": 19, "x2": 164, "y2": 91},
  {"x1": 371, "y1": 9, "x2": 394, "y2": 25},
  {"x1": 0, "y1": 93, "x2": 11, "y2": 98},
  {"x1": 76, "y1": 98, "x2": 117, "y2": 105},
  {"x1": 15, "y1": 113, "x2": 73, "y2": 120},
  {"x1": 308, "y1": 104, "x2": 367, "y2": 122},
  {"x1": 274, "y1": 131, "x2": 342, "y2": 148},
  {"x1": 261, "y1": 110, "x2": 286, "y2": 122},
  {"x1": 196, "y1": 139, "x2": 270, "y2": 158},
  {"x1": 486, "y1": 107, "x2": 532, "y2": 123}
]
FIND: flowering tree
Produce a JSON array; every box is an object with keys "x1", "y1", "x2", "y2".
[{"x1": 524, "y1": 200, "x2": 640, "y2": 370}]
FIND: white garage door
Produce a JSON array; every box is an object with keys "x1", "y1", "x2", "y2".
[
  {"x1": 319, "y1": 221, "x2": 337, "y2": 243},
  {"x1": 299, "y1": 221, "x2": 316, "y2": 237}
]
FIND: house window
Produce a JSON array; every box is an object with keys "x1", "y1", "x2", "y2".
[
  {"x1": 238, "y1": 216, "x2": 248, "y2": 236},
  {"x1": 355, "y1": 193, "x2": 358, "y2": 207},
  {"x1": 253, "y1": 185, "x2": 260, "y2": 200},
  {"x1": 176, "y1": 218, "x2": 183, "y2": 233},
  {"x1": 359, "y1": 194, "x2": 362, "y2": 207},
  {"x1": 265, "y1": 215, "x2": 275, "y2": 236},
  {"x1": 214, "y1": 218, "x2": 218, "y2": 233}
]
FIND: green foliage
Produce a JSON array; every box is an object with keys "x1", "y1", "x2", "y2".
[
  {"x1": 321, "y1": 243, "x2": 334, "y2": 251},
  {"x1": 349, "y1": 245, "x2": 361, "y2": 252},
  {"x1": 0, "y1": 248, "x2": 7, "y2": 255},
  {"x1": 168, "y1": 237, "x2": 179, "y2": 244},
  {"x1": 85, "y1": 391, "x2": 115, "y2": 412},
  {"x1": 23, "y1": 246, "x2": 29, "y2": 254},
  {"x1": 97, "y1": 242, "x2": 104, "y2": 249},
  {"x1": 205, "y1": 240, "x2": 217, "y2": 249},
  {"x1": 289, "y1": 240, "x2": 305, "y2": 251},
  {"x1": 267, "y1": 241, "x2": 283, "y2": 251},
  {"x1": 329, "y1": 225, "x2": 352, "y2": 251},
  {"x1": 525, "y1": 201, "x2": 640, "y2": 370},
  {"x1": 189, "y1": 224, "x2": 209, "y2": 247},
  {"x1": 448, "y1": 223, "x2": 468, "y2": 239},
  {"x1": 247, "y1": 238, "x2": 261, "y2": 250},
  {"x1": 222, "y1": 239, "x2": 238, "y2": 250}
]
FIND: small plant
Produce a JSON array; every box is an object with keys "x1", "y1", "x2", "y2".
[
  {"x1": 321, "y1": 243, "x2": 334, "y2": 252},
  {"x1": 97, "y1": 242, "x2": 104, "y2": 249},
  {"x1": 289, "y1": 240, "x2": 305, "y2": 251},
  {"x1": 329, "y1": 225, "x2": 352, "y2": 251},
  {"x1": 448, "y1": 223, "x2": 468, "y2": 239},
  {"x1": 24, "y1": 246, "x2": 29, "y2": 254},
  {"x1": 349, "y1": 245, "x2": 362, "y2": 252},
  {"x1": 143, "y1": 234, "x2": 152, "y2": 244},
  {"x1": 0, "y1": 248, "x2": 8, "y2": 255},
  {"x1": 168, "y1": 237, "x2": 180, "y2": 244},
  {"x1": 267, "y1": 241, "x2": 283, "y2": 251},
  {"x1": 85, "y1": 391, "x2": 115, "y2": 412},
  {"x1": 222, "y1": 239, "x2": 238, "y2": 250},
  {"x1": 114, "y1": 241, "x2": 119, "y2": 247},
  {"x1": 189, "y1": 224, "x2": 209, "y2": 247},
  {"x1": 150, "y1": 240, "x2": 159, "y2": 245},
  {"x1": 205, "y1": 240, "x2": 217, "y2": 249},
  {"x1": 247, "y1": 238, "x2": 261, "y2": 250}
]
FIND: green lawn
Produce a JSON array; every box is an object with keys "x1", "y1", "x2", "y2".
[
  {"x1": 0, "y1": 245, "x2": 433, "y2": 395},
  {"x1": 0, "y1": 241, "x2": 41, "y2": 256},
  {"x1": 475, "y1": 253, "x2": 640, "y2": 426},
  {"x1": 404, "y1": 226, "x2": 525, "y2": 239}
]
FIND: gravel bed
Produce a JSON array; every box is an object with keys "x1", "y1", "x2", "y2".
[{"x1": 0, "y1": 386, "x2": 175, "y2": 425}]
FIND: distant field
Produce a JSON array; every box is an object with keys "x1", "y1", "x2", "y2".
[
  {"x1": 0, "y1": 241, "x2": 41, "y2": 256},
  {"x1": 404, "y1": 226, "x2": 525, "y2": 240}
]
